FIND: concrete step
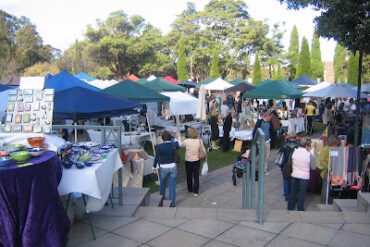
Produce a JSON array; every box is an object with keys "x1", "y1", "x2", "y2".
[
  {"x1": 357, "y1": 192, "x2": 370, "y2": 212},
  {"x1": 163, "y1": 199, "x2": 172, "y2": 207},
  {"x1": 317, "y1": 203, "x2": 339, "y2": 212},
  {"x1": 333, "y1": 199, "x2": 358, "y2": 212},
  {"x1": 148, "y1": 194, "x2": 163, "y2": 207}
]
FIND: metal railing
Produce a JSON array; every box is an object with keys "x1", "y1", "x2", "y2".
[
  {"x1": 242, "y1": 128, "x2": 265, "y2": 224},
  {"x1": 52, "y1": 125, "x2": 123, "y2": 206}
]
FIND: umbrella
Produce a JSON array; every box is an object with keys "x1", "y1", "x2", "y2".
[
  {"x1": 204, "y1": 77, "x2": 233, "y2": 90},
  {"x1": 196, "y1": 85, "x2": 207, "y2": 121},
  {"x1": 178, "y1": 81, "x2": 197, "y2": 88},
  {"x1": 224, "y1": 82, "x2": 256, "y2": 93},
  {"x1": 292, "y1": 74, "x2": 317, "y2": 86},
  {"x1": 243, "y1": 79, "x2": 303, "y2": 99},
  {"x1": 141, "y1": 77, "x2": 185, "y2": 92},
  {"x1": 53, "y1": 86, "x2": 140, "y2": 121},
  {"x1": 103, "y1": 79, "x2": 170, "y2": 102},
  {"x1": 45, "y1": 71, "x2": 100, "y2": 92},
  {"x1": 303, "y1": 83, "x2": 368, "y2": 98}
]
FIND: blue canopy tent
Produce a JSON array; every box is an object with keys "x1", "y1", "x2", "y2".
[
  {"x1": 53, "y1": 86, "x2": 140, "y2": 121},
  {"x1": 45, "y1": 71, "x2": 100, "y2": 92},
  {"x1": 0, "y1": 84, "x2": 11, "y2": 92},
  {"x1": 292, "y1": 74, "x2": 317, "y2": 86},
  {"x1": 75, "y1": 72, "x2": 96, "y2": 82},
  {"x1": 178, "y1": 81, "x2": 197, "y2": 88}
]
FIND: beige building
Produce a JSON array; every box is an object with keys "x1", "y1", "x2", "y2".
[{"x1": 323, "y1": 61, "x2": 335, "y2": 83}]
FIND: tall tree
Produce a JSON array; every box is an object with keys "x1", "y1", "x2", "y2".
[
  {"x1": 287, "y1": 25, "x2": 299, "y2": 79},
  {"x1": 333, "y1": 44, "x2": 347, "y2": 83},
  {"x1": 253, "y1": 53, "x2": 262, "y2": 84},
  {"x1": 177, "y1": 37, "x2": 187, "y2": 81},
  {"x1": 347, "y1": 51, "x2": 359, "y2": 86},
  {"x1": 311, "y1": 35, "x2": 324, "y2": 81},
  {"x1": 296, "y1": 37, "x2": 311, "y2": 78},
  {"x1": 209, "y1": 47, "x2": 220, "y2": 78}
]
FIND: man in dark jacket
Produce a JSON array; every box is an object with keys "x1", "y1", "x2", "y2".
[
  {"x1": 279, "y1": 132, "x2": 299, "y2": 201},
  {"x1": 222, "y1": 109, "x2": 233, "y2": 152},
  {"x1": 252, "y1": 110, "x2": 273, "y2": 175}
]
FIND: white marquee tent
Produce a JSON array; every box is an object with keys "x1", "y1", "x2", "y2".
[
  {"x1": 303, "y1": 82, "x2": 331, "y2": 93},
  {"x1": 204, "y1": 77, "x2": 233, "y2": 90},
  {"x1": 161, "y1": 92, "x2": 198, "y2": 116},
  {"x1": 86, "y1": 79, "x2": 118, "y2": 90}
]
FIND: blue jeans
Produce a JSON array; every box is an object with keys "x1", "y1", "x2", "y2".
[
  {"x1": 283, "y1": 178, "x2": 290, "y2": 200},
  {"x1": 159, "y1": 166, "x2": 177, "y2": 206},
  {"x1": 288, "y1": 177, "x2": 309, "y2": 211}
]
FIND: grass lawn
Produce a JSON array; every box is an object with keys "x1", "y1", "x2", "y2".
[
  {"x1": 298, "y1": 121, "x2": 327, "y2": 137},
  {"x1": 143, "y1": 143, "x2": 239, "y2": 192}
]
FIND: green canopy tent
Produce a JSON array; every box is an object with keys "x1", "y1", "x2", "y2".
[
  {"x1": 141, "y1": 77, "x2": 185, "y2": 92},
  {"x1": 103, "y1": 79, "x2": 170, "y2": 102},
  {"x1": 229, "y1": 78, "x2": 254, "y2": 86},
  {"x1": 256, "y1": 79, "x2": 302, "y2": 90},
  {"x1": 243, "y1": 79, "x2": 303, "y2": 99},
  {"x1": 136, "y1": 78, "x2": 149, "y2": 85}
]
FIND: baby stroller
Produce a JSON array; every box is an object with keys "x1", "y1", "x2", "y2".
[{"x1": 232, "y1": 160, "x2": 248, "y2": 186}]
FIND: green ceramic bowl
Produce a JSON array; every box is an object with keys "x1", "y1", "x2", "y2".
[
  {"x1": 6, "y1": 144, "x2": 23, "y2": 150},
  {"x1": 10, "y1": 151, "x2": 30, "y2": 163}
]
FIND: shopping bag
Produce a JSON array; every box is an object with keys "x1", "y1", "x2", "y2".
[
  {"x1": 233, "y1": 140, "x2": 243, "y2": 152},
  {"x1": 201, "y1": 161, "x2": 208, "y2": 176},
  {"x1": 274, "y1": 151, "x2": 284, "y2": 167}
]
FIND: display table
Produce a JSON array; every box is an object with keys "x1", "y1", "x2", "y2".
[
  {"x1": 87, "y1": 130, "x2": 156, "y2": 147},
  {"x1": 58, "y1": 149, "x2": 122, "y2": 213},
  {"x1": 0, "y1": 132, "x2": 65, "y2": 151},
  {"x1": 0, "y1": 151, "x2": 70, "y2": 247}
]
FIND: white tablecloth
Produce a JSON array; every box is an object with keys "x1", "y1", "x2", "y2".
[
  {"x1": 58, "y1": 149, "x2": 122, "y2": 213},
  {"x1": 87, "y1": 130, "x2": 156, "y2": 147},
  {"x1": 230, "y1": 129, "x2": 253, "y2": 141},
  {"x1": 0, "y1": 132, "x2": 65, "y2": 151}
]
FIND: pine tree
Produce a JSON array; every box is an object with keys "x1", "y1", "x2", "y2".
[
  {"x1": 253, "y1": 53, "x2": 262, "y2": 84},
  {"x1": 209, "y1": 48, "x2": 220, "y2": 78},
  {"x1": 177, "y1": 37, "x2": 188, "y2": 81},
  {"x1": 347, "y1": 51, "x2": 359, "y2": 86},
  {"x1": 287, "y1": 25, "x2": 299, "y2": 79},
  {"x1": 276, "y1": 65, "x2": 283, "y2": 79},
  {"x1": 333, "y1": 44, "x2": 347, "y2": 83},
  {"x1": 311, "y1": 35, "x2": 324, "y2": 81},
  {"x1": 296, "y1": 37, "x2": 311, "y2": 78}
]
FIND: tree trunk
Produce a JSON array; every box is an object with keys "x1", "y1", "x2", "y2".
[{"x1": 354, "y1": 51, "x2": 363, "y2": 146}]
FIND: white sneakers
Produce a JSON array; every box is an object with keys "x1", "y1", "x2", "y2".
[{"x1": 193, "y1": 193, "x2": 198, "y2": 197}]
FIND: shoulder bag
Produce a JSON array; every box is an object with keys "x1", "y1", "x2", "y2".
[
  {"x1": 198, "y1": 138, "x2": 207, "y2": 161},
  {"x1": 172, "y1": 142, "x2": 181, "y2": 164}
]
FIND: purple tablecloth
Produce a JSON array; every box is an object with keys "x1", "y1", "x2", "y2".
[{"x1": 0, "y1": 151, "x2": 70, "y2": 247}]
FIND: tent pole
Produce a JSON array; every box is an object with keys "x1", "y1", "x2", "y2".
[
  {"x1": 146, "y1": 113, "x2": 156, "y2": 156},
  {"x1": 74, "y1": 122, "x2": 77, "y2": 143}
]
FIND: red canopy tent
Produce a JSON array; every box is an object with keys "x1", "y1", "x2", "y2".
[
  {"x1": 124, "y1": 74, "x2": 140, "y2": 82},
  {"x1": 163, "y1": 75, "x2": 178, "y2": 84}
]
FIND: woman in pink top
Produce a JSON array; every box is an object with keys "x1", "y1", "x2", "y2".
[
  {"x1": 288, "y1": 137, "x2": 315, "y2": 211},
  {"x1": 177, "y1": 128, "x2": 206, "y2": 196}
]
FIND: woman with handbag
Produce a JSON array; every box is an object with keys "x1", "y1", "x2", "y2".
[
  {"x1": 177, "y1": 128, "x2": 206, "y2": 197},
  {"x1": 153, "y1": 131, "x2": 179, "y2": 207}
]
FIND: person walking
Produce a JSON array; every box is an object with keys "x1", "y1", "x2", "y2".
[
  {"x1": 222, "y1": 109, "x2": 233, "y2": 152},
  {"x1": 177, "y1": 128, "x2": 206, "y2": 196},
  {"x1": 306, "y1": 101, "x2": 316, "y2": 135},
  {"x1": 152, "y1": 131, "x2": 179, "y2": 207},
  {"x1": 253, "y1": 110, "x2": 273, "y2": 175},
  {"x1": 288, "y1": 137, "x2": 315, "y2": 211},
  {"x1": 279, "y1": 132, "x2": 299, "y2": 201},
  {"x1": 319, "y1": 135, "x2": 342, "y2": 203},
  {"x1": 209, "y1": 109, "x2": 221, "y2": 149}
]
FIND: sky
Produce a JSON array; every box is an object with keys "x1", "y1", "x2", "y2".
[{"x1": 0, "y1": 0, "x2": 336, "y2": 61}]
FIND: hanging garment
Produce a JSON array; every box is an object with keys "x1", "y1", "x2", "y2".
[{"x1": 329, "y1": 147, "x2": 346, "y2": 187}]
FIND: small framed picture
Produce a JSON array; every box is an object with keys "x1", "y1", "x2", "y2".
[
  {"x1": 4, "y1": 124, "x2": 11, "y2": 132},
  {"x1": 15, "y1": 114, "x2": 22, "y2": 124},
  {"x1": 17, "y1": 103, "x2": 24, "y2": 112},
  {"x1": 24, "y1": 103, "x2": 31, "y2": 111},
  {"x1": 13, "y1": 125, "x2": 22, "y2": 132},
  {"x1": 7, "y1": 102, "x2": 14, "y2": 112},
  {"x1": 43, "y1": 125, "x2": 51, "y2": 133},
  {"x1": 33, "y1": 126, "x2": 42, "y2": 133},
  {"x1": 44, "y1": 89, "x2": 54, "y2": 95},
  {"x1": 23, "y1": 89, "x2": 33, "y2": 95},
  {"x1": 24, "y1": 95, "x2": 33, "y2": 103},
  {"x1": 43, "y1": 94, "x2": 54, "y2": 102},
  {"x1": 8, "y1": 95, "x2": 17, "y2": 102},
  {"x1": 7, "y1": 89, "x2": 17, "y2": 95},
  {"x1": 23, "y1": 113, "x2": 30, "y2": 123},
  {"x1": 23, "y1": 125, "x2": 33, "y2": 132},
  {"x1": 32, "y1": 102, "x2": 40, "y2": 111},
  {"x1": 5, "y1": 114, "x2": 12, "y2": 123},
  {"x1": 36, "y1": 91, "x2": 43, "y2": 101}
]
